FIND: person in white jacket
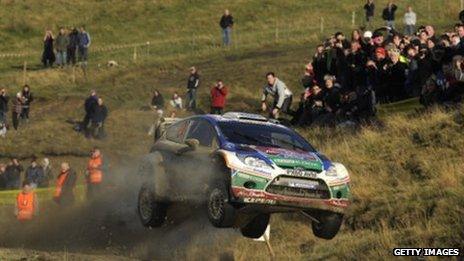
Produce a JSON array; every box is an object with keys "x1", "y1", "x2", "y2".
[
  {"x1": 261, "y1": 72, "x2": 293, "y2": 119},
  {"x1": 404, "y1": 6, "x2": 417, "y2": 36}
]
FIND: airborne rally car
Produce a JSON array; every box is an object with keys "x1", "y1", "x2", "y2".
[{"x1": 137, "y1": 112, "x2": 351, "y2": 239}]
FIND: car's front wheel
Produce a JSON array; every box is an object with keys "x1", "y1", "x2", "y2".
[
  {"x1": 311, "y1": 212, "x2": 343, "y2": 239},
  {"x1": 207, "y1": 184, "x2": 236, "y2": 228},
  {"x1": 138, "y1": 184, "x2": 168, "y2": 227},
  {"x1": 240, "y1": 213, "x2": 270, "y2": 239}
]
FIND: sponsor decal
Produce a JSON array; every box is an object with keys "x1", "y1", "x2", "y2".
[
  {"x1": 268, "y1": 156, "x2": 323, "y2": 171},
  {"x1": 286, "y1": 168, "x2": 318, "y2": 178},
  {"x1": 243, "y1": 198, "x2": 276, "y2": 204}
]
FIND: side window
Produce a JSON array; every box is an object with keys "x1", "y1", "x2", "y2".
[
  {"x1": 186, "y1": 120, "x2": 216, "y2": 147},
  {"x1": 166, "y1": 120, "x2": 190, "y2": 143}
]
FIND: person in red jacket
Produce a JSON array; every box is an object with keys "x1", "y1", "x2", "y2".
[{"x1": 210, "y1": 80, "x2": 228, "y2": 114}]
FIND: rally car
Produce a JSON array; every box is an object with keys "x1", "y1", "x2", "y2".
[{"x1": 137, "y1": 112, "x2": 351, "y2": 239}]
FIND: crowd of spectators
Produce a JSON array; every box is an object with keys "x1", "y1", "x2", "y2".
[
  {"x1": 288, "y1": 19, "x2": 464, "y2": 126},
  {"x1": 0, "y1": 157, "x2": 53, "y2": 190},
  {"x1": 0, "y1": 85, "x2": 35, "y2": 136},
  {"x1": 41, "y1": 26, "x2": 91, "y2": 68}
]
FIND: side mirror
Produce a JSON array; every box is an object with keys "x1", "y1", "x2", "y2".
[{"x1": 177, "y1": 138, "x2": 199, "y2": 154}]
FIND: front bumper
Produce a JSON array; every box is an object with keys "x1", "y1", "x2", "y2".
[{"x1": 230, "y1": 170, "x2": 350, "y2": 214}]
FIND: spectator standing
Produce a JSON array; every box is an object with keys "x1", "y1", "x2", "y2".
[
  {"x1": 21, "y1": 85, "x2": 33, "y2": 122},
  {"x1": 78, "y1": 26, "x2": 91, "y2": 66},
  {"x1": 55, "y1": 27, "x2": 69, "y2": 68},
  {"x1": 67, "y1": 27, "x2": 79, "y2": 65},
  {"x1": 301, "y1": 62, "x2": 316, "y2": 89},
  {"x1": 12, "y1": 92, "x2": 23, "y2": 130},
  {"x1": 382, "y1": 1, "x2": 398, "y2": 29},
  {"x1": 39, "y1": 158, "x2": 53, "y2": 188},
  {"x1": 90, "y1": 98, "x2": 108, "y2": 139},
  {"x1": 170, "y1": 92, "x2": 183, "y2": 109},
  {"x1": 42, "y1": 29, "x2": 55, "y2": 67},
  {"x1": 5, "y1": 158, "x2": 23, "y2": 189},
  {"x1": 0, "y1": 88, "x2": 9, "y2": 125},
  {"x1": 186, "y1": 66, "x2": 200, "y2": 111},
  {"x1": 82, "y1": 90, "x2": 98, "y2": 131},
  {"x1": 364, "y1": 0, "x2": 375, "y2": 29},
  {"x1": 403, "y1": 6, "x2": 417, "y2": 36},
  {"x1": 53, "y1": 162, "x2": 77, "y2": 206},
  {"x1": 210, "y1": 80, "x2": 228, "y2": 114},
  {"x1": 0, "y1": 164, "x2": 6, "y2": 190},
  {"x1": 86, "y1": 148, "x2": 104, "y2": 199},
  {"x1": 219, "y1": 9, "x2": 234, "y2": 46},
  {"x1": 25, "y1": 157, "x2": 44, "y2": 188},
  {"x1": 261, "y1": 72, "x2": 293, "y2": 119}
]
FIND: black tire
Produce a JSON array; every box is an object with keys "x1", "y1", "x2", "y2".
[
  {"x1": 240, "y1": 214, "x2": 270, "y2": 239},
  {"x1": 137, "y1": 184, "x2": 168, "y2": 227},
  {"x1": 207, "y1": 184, "x2": 236, "y2": 228},
  {"x1": 311, "y1": 212, "x2": 343, "y2": 240}
]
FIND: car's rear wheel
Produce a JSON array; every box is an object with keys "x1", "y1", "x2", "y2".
[
  {"x1": 138, "y1": 184, "x2": 168, "y2": 227},
  {"x1": 207, "y1": 183, "x2": 236, "y2": 228},
  {"x1": 311, "y1": 212, "x2": 343, "y2": 239},
  {"x1": 240, "y1": 213, "x2": 270, "y2": 239}
]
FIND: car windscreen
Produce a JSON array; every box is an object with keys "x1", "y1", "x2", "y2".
[{"x1": 217, "y1": 121, "x2": 316, "y2": 152}]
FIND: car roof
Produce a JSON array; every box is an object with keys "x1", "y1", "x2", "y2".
[{"x1": 189, "y1": 113, "x2": 287, "y2": 130}]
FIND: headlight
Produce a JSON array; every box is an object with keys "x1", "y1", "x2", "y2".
[
  {"x1": 326, "y1": 166, "x2": 338, "y2": 177},
  {"x1": 325, "y1": 163, "x2": 349, "y2": 178},
  {"x1": 238, "y1": 155, "x2": 273, "y2": 170}
]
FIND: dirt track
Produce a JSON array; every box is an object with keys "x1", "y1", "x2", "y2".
[{"x1": 0, "y1": 167, "x2": 238, "y2": 260}]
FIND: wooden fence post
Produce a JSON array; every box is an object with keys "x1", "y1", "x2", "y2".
[
  {"x1": 352, "y1": 11, "x2": 356, "y2": 28},
  {"x1": 72, "y1": 66, "x2": 76, "y2": 84},
  {"x1": 133, "y1": 46, "x2": 137, "y2": 62},
  {"x1": 320, "y1": 17, "x2": 324, "y2": 34},
  {"x1": 275, "y1": 19, "x2": 279, "y2": 43},
  {"x1": 22, "y1": 61, "x2": 27, "y2": 85}
]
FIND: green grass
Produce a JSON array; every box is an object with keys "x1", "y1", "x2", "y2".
[{"x1": 0, "y1": 0, "x2": 463, "y2": 259}]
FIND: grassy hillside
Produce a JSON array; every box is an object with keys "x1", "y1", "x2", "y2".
[{"x1": 0, "y1": 0, "x2": 463, "y2": 259}]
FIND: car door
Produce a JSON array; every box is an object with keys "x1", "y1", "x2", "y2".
[{"x1": 173, "y1": 118, "x2": 219, "y2": 199}]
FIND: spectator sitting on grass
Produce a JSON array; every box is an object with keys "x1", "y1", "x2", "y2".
[
  {"x1": 151, "y1": 89, "x2": 164, "y2": 114},
  {"x1": 170, "y1": 92, "x2": 183, "y2": 109}
]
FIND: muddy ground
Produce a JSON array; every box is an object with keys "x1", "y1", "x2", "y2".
[{"x1": 0, "y1": 167, "x2": 239, "y2": 260}]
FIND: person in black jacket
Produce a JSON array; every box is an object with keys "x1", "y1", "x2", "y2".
[
  {"x1": 82, "y1": 90, "x2": 98, "y2": 131},
  {"x1": 382, "y1": 1, "x2": 398, "y2": 29},
  {"x1": 89, "y1": 98, "x2": 108, "y2": 139},
  {"x1": 25, "y1": 157, "x2": 44, "y2": 188},
  {"x1": 0, "y1": 88, "x2": 9, "y2": 125},
  {"x1": 151, "y1": 90, "x2": 164, "y2": 111},
  {"x1": 0, "y1": 164, "x2": 6, "y2": 190},
  {"x1": 386, "y1": 50, "x2": 408, "y2": 101},
  {"x1": 21, "y1": 85, "x2": 34, "y2": 122},
  {"x1": 219, "y1": 9, "x2": 234, "y2": 46},
  {"x1": 67, "y1": 27, "x2": 79, "y2": 65},
  {"x1": 42, "y1": 30, "x2": 55, "y2": 67},
  {"x1": 5, "y1": 158, "x2": 23, "y2": 190},
  {"x1": 364, "y1": 0, "x2": 375, "y2": 29},
  {"x1": 186, "y1": 66, "x2": 200, "y2": 111}
]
